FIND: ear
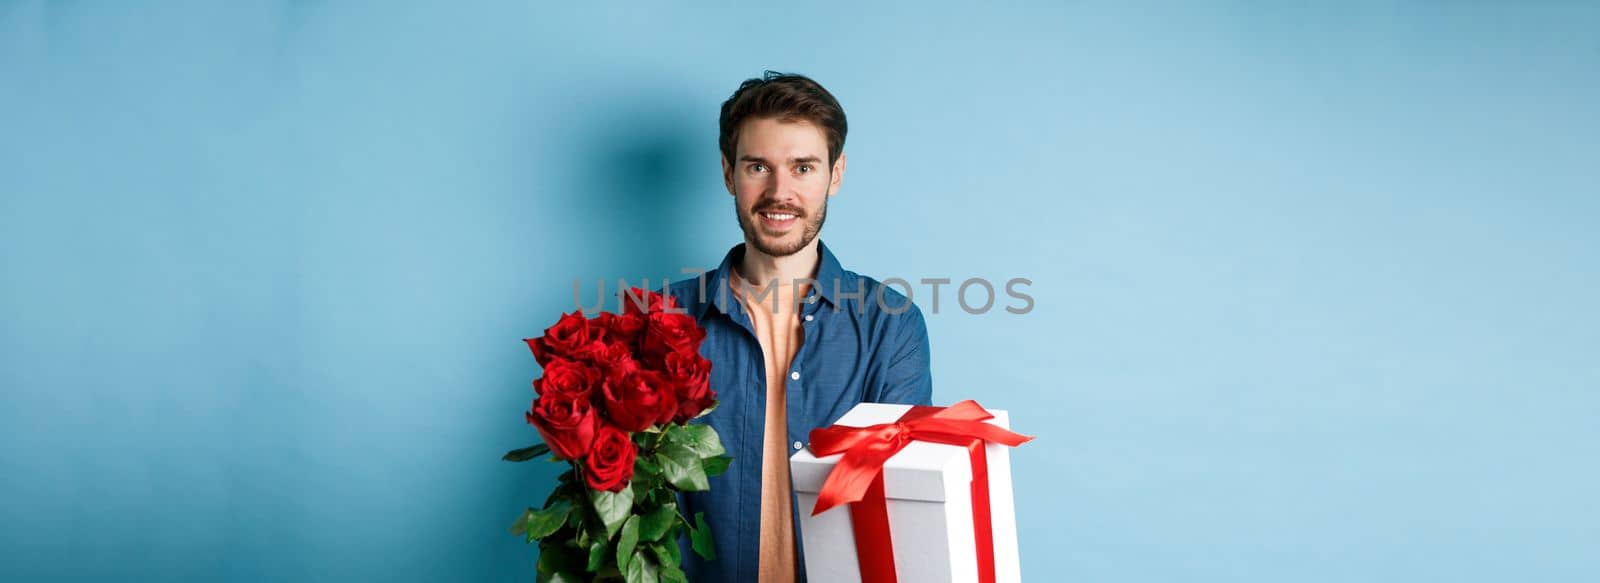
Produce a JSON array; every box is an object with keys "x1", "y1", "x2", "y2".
[
  {"x1": 827, "y1": 152, "x2": 847, "y2": 197},
  {"x1": 721, "y1": 155, "x2": 736, "y2": 196}
]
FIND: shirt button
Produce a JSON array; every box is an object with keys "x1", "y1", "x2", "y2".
[
  {"x1": 807, "y1": 296, "x2": 817, "y2": 304},
  {"x1": 804, "y1": 314, "x2": 814, "y2": 322},
  {"x1": 793, "y1": 441, "x2": 804, "y2": 450},
  {"x1": 790, "y1": 371, "x2": 800, "y2": 380}
]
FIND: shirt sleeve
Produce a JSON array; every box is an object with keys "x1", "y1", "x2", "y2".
[{"x1": 876, "y1": 304, "x2": 933, "y2": 406}]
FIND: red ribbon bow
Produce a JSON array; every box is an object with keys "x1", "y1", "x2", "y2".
[{"x1": 806, "y1": 400, "x2": 1033, "y2": 583}]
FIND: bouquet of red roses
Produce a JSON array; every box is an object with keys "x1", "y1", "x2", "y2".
[{"x1": 504, "y1": 288, "x2": 726, "y2": 583}]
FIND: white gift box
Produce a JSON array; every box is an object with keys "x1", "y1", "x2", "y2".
[{"x1": 789, "y1": 402, "x2": 1021, "y2": 583}]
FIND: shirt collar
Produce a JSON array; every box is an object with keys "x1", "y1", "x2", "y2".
[
  {"x1": 694, "y1": 239, "x2": 853, "y2": 319},
  {"x1": 812, "y1": 239, "x2": 851, "y2": 308}
]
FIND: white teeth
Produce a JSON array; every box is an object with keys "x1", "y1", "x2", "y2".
[{"x1": 763, "y1": 212, "x2": 796, "y2": 220}]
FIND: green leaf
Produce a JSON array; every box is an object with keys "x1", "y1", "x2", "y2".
[
  {"x1": 586, "y1": 538, "x2": 608, "y2": 573},
  {"x1": 536, "y1": 544, "x2": 583, "y2": 583},
  {"x1": 692, "y1": 401, "x2": 718, "y2": 419},
  {"x1": 656, "y1": 445, "x2": 709, "y2": 491},
  {"x1": 639, "y1": 503, "x2": 676, "y2": 542},
  {"x1": 702, "y1": 455, "x2": 732, "y2": 477},
  {"x1": 630, "y1": 474, "x2": 654, "y2": 500},
  {"x1": 650, "y1": 543, "x2": 687, "y2": 583},
  {"x1": 588, "y1": 538, "x2": 604, "y2": 573},
  {"x1": 689, "y1": 512, "x2": 715, "y2": 561},
  {"x1": 545, "y1": 477, "x2": 577, "y2": 508},
  {"x1": 624, "y1": 548, "x2": 660, "y2": 583},
  {"x1": 660, "y1": 566, "x2": 688, "y2": 583},
  {"x1": 667, "y1": 424, "x2": 725, "y2": 458},
  {"x1": 616, "y1": 514, "x2": 640, "y2": 573},
  {"x1": 651, "y1": 538, "x2": 682, "y2": 569},
  {"x1": 590, "y1": 486, "x2": 635, "y2": 539},
  {"x1": 503, "y1": 442, "x2": 552, "y2": 462},
  {"x1": 520, "y1": 500, "x2": 572, "y2": 542},
  {"x1": 510, "y1": 508, "x2": 534, "y2": 536},
  {"x1": 535, "y1": 549, "x2": 556, "y2": 582},
  {"x1": 579, "y1": 504, "x2": 609, "y2": 544},
  {"x1": 634, "y1": 455, "x2": 661, "y2": 477},
  {"x1": 568, "y1": 498, "x2": 592, "y2": 532}
]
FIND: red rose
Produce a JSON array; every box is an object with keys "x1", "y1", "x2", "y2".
[
  {"x1": 584, "y1": 314, "x2": 614, "y2": 344},
  {"x1": 620, "y1": 287, "x2": 680, "y2": 316},
  {"x1": 533, "y1": 359, "x2": 601, "y2": 398},
  {"x1": 600, "y1": 368, "x2": 678, "y2": 432},
  {"x1": 566, "y1": 339, "x2": 610, "y2": 364},
  {"x1": 639, "y1": 312, "x2": 705, "y2": 367},
  {"x1": 588, "y1": 341, "x2": 640, "y2": 379},
  {"x1": 524, "y1": 311, "x2": 592, "y2": 366},
  {"x1": 597, "y1": 311, "x2": 646, "y2": 347},
  {"x1": 662, "y1": 350, "x2": 715, "y2": 423},
  {"x1": 583, "y1": 424, "x2": 636, "y2": 492},
  {"x1": 524, "y1": 391, "x2": 597, "y2": 460}
]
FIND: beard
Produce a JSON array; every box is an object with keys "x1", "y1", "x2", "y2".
[{"x1": 735, "y1": 193, "x2": 828, "y2": 258}]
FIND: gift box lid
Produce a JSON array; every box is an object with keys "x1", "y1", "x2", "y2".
[{"x1": 790, "y1": 402, "x2": 1012, "y2": 503}]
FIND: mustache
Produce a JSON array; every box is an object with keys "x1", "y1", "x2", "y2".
[{"x1": 753, "y1": 203, "x2": 805, "y2": 216}]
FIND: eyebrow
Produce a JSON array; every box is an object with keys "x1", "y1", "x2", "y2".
[{"x1": 739, "y1": 155, "x2": 823, "y2": 166}]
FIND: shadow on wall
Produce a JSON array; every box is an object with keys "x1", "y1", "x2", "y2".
[{"x1": 578, "y1": 104, "x2": 706, "y2": 297}]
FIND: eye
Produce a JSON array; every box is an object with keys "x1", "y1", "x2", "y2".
[
  {"x1": 748, "y1": 163, "x2": 767, "y2": 173},
  {"x1": 797, "y1": 164, "x2": 813, "y2": 174}
]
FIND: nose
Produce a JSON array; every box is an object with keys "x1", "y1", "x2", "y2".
[{"x1": 767, "y1": 168, "x2": 803, "y2": 201}]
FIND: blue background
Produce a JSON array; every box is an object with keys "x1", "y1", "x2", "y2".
[{"x1": 3, "y1": 1, "x2": 1596, "y2": 580}]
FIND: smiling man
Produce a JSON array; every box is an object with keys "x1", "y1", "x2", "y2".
[{"x1": 667, "y1": 71, "x2": 934, "y2": 582}]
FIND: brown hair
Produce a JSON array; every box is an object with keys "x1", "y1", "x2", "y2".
[{"x1": 719, "y1": 70, "x2": 848, "y2": 167}]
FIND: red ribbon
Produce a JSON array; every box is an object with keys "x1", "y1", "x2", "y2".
[{"x1": 807, "y1": 400, "x2": 1033, "y2": 583}]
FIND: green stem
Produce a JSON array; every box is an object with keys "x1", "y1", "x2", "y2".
[{"x1": 650, "y1": 428, "x2": 668, "y2": 454}]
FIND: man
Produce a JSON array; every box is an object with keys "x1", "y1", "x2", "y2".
[{"x1": 667, "y1": 71, "x2": 933, "y2": 582}]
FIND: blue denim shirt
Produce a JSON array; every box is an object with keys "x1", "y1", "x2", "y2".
[{"x1": 668, "y1": 240, "x2": 933, "y2": 582}]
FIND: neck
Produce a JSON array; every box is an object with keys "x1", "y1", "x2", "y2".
[{"x1": 735, "y1": 238, "x2": 821, "y2": 310}]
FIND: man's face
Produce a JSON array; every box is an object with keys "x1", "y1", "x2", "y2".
[{"x1": 723, "y1": 117, "x2": 846, "y2": 258}]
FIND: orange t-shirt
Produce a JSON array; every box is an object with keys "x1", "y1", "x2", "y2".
[{"x1": 730, "y1": 270, "x2": 803, "y2": 583}]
